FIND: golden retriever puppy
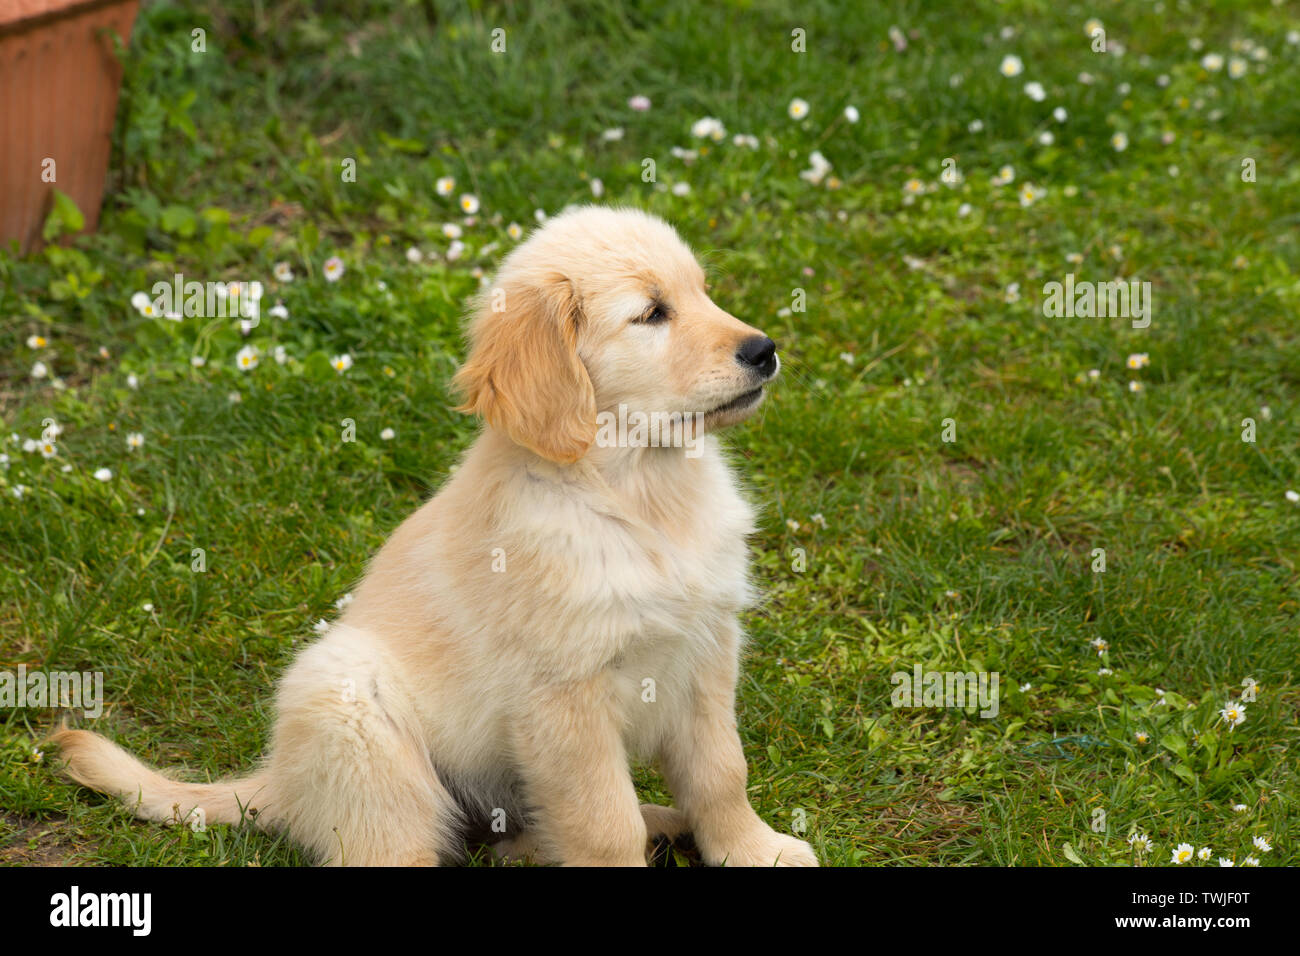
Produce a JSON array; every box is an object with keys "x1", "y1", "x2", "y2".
[{"x1": 52, "y1": 206, "x2": 817, "y2": 867}]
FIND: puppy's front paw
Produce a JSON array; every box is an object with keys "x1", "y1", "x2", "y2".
[{"x1": 702, "y1": 827, "x2": 818, "y2": 867}]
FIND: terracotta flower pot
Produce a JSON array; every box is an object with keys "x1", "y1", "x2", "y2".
[{"x1": 0, "y1": 0, "x2": 140, "y2": 255}]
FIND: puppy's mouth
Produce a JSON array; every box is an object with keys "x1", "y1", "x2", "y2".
[
  {"x1": 703, "y1": 386, "x2": 766, "y2": 424},
  {"x1": 708, "y1": 386, "x2": 764, "y2": 415}
]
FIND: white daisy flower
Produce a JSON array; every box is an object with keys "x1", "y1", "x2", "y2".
[
  {"x1": 1111, "y1": 132, "x2": 1129, "y2": 151},
  {"x1": 442, "y1": 223, "x2": 463, "y2": 239},
  {"x1": 331, "y1": 354, "x2": 354, "y2": 373},
  {"x1": 671, "y1": 182, "x2": 691, "y2": 196},
  {"x1": 273, "y1": 261, "x2": 294, "y2": 282},
  {"x1": 590, "y1": 177, "x2": 604, "y2": 198},
  {"x1": 628, "y1": 95, "x2": 651, "y2": 111},
  {"x1": 436, "y1": 176, "x2": 455, "y2": 196},
  {"x1": 1171, "y1": 843, "x2": 1195, "y2": 864},
  {"x1": 1128, "y1": 380, "x2": 1144, "y2": 393},
  {"x1": 690, "y1": 117, "x2": 726, "y2": 140},
  {"x1": 131, "y1": 291, "x2": 159, "y2": 317},
  {"x1": 844, "y1": 105, "x2": 860, "y2": 123},
  {"x1": 999, "y1": 55, "x2": 1024, "y2": 77},
  {"x1": 236, "y1": 346, "x2": 259, "y2": 371},
  {"x1": 1024, "y1": 81, "x2": 1046, "y2": 101},
  {"x1": 1201, "y1": 53, "x2": 1224, "y2": 71},
  {"x1": 127, "y1": 373, "x2": 140, "y2": 390},
  {"x1": 93, "y1": 467, "x2": 112, "y2": 482},
  {"x1": 39, "y1": 440, "x2": 57, "y2": 459},
  {"x1": 788, "y1": 98, "x2": 810, "y2": 120},
  {"x1": 1242, "y1": 855, "x2": 1260, "y2": 867},
  {"x1": 1038, "y1": 131, "x2": 1054, "y2": 146},
  {"x1": 800, "y1": 151, "x2": 833, "y2": 185},
  {"x1": 1018, "y1": 182, "x2": 1044, "y2": 207},
  {"x1": 323, "y1": 256, "x2": 345, "y2": 282},
  {"x1": 335, "y1": 593, "x2": 354, "y2": 610},
  {"x1": 1197, "y1": 847, "x2": 1212, "y2": 861},
  {"x1": 1219, "y1": 857, "x2": 1234, "y2": 866},
  {"x1": 459, "y1": 194, "x2": 480, "y2": 215},
  {"x1": 1220, "y1": 700, "x2": 1246, "y2": 729},
  {"x1": 1286, "y1": 490, "x2": 1300, "y2": 503},
  {"x1": 31, "y1": 361, "x2": 49, "y2": 380},
  {"x1": 126, "y1": 432, "x2": 144, "y2": 450},
  {"x1": 1253, "y1": 836, "x2": 1272, "y2": 853},
  {"x1": 1126, "y1": 353, "x2": 1149, "y2": 369},
  {"x1": 446, "y1": 239, "x2": 466, "y2": 261},
  {"x1": 968, "y1": 119, "x2": 984, "y2": 133},
  {"x1": 601, "y1": 127, "x2": 624, "y2": 141},
  {"x1": 26, "y1": 334, "x2": 48, "y2": 349},
  {"x1": 1128, "y1": 833, "x2": 1153, "y2": 853},
  {"x1": 406, "y1": 246, "x2": 424, "y2": 263},
  {"x1": 269, "y1": 302, "x2": 289, "y2": 320},
  {"x1": 380, "y1": 427, "x2": 395, "y2": 441},
  {"x1": 507, "y1": 222, "x2": 523, "y2": 240},
  {"x1": 1053, "y1": 107, "x2": 1067, "y2": 122},
  {"x1": 993, "y1": 165, "x2": 1015, "y2": 186},
  {"x1": 1228, "y1": 57, "x2": 1247, "y2": 79}
]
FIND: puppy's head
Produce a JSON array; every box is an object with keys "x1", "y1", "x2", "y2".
[{"x1": 454, "y1": 206, "x2": 777, "y2": 463}]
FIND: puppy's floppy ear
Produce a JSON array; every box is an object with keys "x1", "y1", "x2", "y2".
[{"x1": 454, "y1": 273, "x2": 597, "y2": 464}]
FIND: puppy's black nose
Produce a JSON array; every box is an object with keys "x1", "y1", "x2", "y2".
[{"x1": 736, "y1": 335, "x2": 778, "y2": 377}]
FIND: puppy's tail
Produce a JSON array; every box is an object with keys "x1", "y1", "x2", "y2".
[{"x1": 48, "y1": 729, "x2": 272, "y2": 828}]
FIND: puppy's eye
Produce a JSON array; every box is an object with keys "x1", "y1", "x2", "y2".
[{"x1": 637, "y1": 304, "x2": 669, "y2": 324}]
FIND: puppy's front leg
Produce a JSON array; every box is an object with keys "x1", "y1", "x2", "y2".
[
  {"x1": 514, "y1": 674, "x2": 647, "y2": 866},
  {"x1": 659, "y1": 621, "x2": 818, "y2": 866}
]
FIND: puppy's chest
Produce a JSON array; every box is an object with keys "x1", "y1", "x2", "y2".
[{"x1": 593, "y1": 502, "x2": 755, "y2": 629}]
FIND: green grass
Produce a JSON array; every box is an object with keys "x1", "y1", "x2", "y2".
[{"x1": 2, "y1": 0, "x2": 1298, "y2": 867}]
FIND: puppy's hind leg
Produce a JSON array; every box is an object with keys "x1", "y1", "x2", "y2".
[{"x1": 266, "y1": 633, "x2": 459, "y2": 866}]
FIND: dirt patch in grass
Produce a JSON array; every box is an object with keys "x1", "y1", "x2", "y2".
[{"x1": 0, "y1": 812, "x2": 86, "y2": 866}]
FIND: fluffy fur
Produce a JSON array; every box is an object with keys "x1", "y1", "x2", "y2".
[{"x1": 52, "y1": 206, "x2": 817, "y2": 867}]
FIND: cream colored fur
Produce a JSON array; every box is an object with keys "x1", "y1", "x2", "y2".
[{"x1": 52, "y1": 206, "x2": 817, "y2": 867}]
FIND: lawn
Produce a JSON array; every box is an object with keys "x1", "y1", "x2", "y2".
[{"x1": 1, "y1": 0, "x2": 1297, "y2": 867}]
